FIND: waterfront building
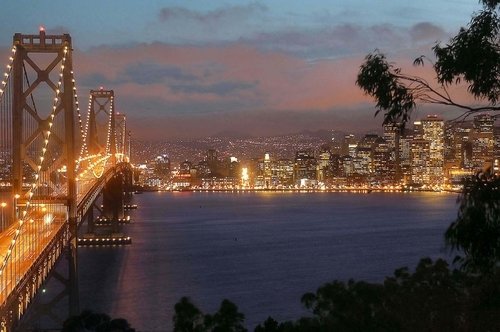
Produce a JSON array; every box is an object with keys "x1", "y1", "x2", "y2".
[
  {"x1": 227, "y1": 156, "x2": 240, "y2": 179},
  {"x1": 294, "y1": 150, "x2": 317, "y2": 184},
  {"x1": 372, "y1": 137, "x2": 393, "y2": 185},
  {"x1": 342, "y1": 155, "x2": 354, "y2": 177},
  {"x1": 410, "y1": 139, "x2": 430, "y2": 186},
  {"x1": 263, "y1": 153, "x2": 272, "y2": 188},
  {"x1": 206, "y1": 148, "x2": 219, "y2": 174},
  {"x1": 274, "y1": 159, "x2": 294, "y2": 187},
  {"x1": 201, "y1": 176, "x2": 237, "y2": 189},
  {"x1": 317, "y1": 147, "x2": 331, "y2": 182},
  {"x1": 195, "y1": 161, "x2": 211, "y2": 178},
  {"x1": 342, "y1": 134, "x2": 357, "y2": 157},
  {"x1": 446, "y1": 122, "x2": 472, "y2": 169},
  {"x1": 354, "y1": 147, "x2": 372, "y2": 175},
  {"x1": 399, "y1": 133, "x2": 413, "y2": 184},
  {"x1": 421, "y1": 115, "x2": 445, "y2": 186},
  {"x1": 154, "y1": 154, "x2": 171, "y2": 179},
  {"x1": 471, "y1": 113, "x2": 494, "y2": 171},
  {"x1": 329, "y1": 154, "x2": 343, "y2": 178},
  {"x1": 383, "y1": 123, "x2": 401, "y2": 182},
  {"x1": 413, "y1": 120, "x2": 423, "y2": 139}
]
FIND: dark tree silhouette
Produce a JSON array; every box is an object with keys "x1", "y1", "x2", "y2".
[
  {"x1": 446, "y1": 169, "x2": 500, "y2": 273},
  {"x1": 356, "y1": 0, "x2": 500, "y2": 128},
  {"x1": 173, "y1": 297, "x2": 205, "y2": 332},
  {"x1": 62, "y1": 310, "x2": 135, "y2": 332},
  {"x1": 172, "y1": 298, "x2": 247, "y2": 332},
  {"x1": 204, "y1": 299, "x2": 247, "y2": 332}
]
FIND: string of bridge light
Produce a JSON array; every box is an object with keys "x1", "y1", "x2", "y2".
[
  {"x1": 0, "y1": 45, "x2": 69, "y2": 278},
  {"x1": 72, "y1": 70, "x2": 88, "y2": 173},
  {"x1": 105, "y1": 95, "x2": 114, "y2": 156},
  {"x1": 76, "y1": 96, "x2": 108, "y2": 176},
  {"x1": 114, "y1": 112, "x2": 119, "y2": 160},
  {"x1": 76, "y1": 93, "x2": 96, "y2": 174},
  {"x1": 0, "y1": 47, "x2": 16, "y2": 99},
  {"x1": 78, "y1": 153, "x2": 110, "y2": 179}
]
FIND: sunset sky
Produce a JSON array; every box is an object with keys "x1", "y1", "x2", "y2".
[{"x1": 0, "y1": 1, "x2": 484, "y2": 139}]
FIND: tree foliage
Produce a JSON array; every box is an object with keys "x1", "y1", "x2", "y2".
[
  {"x1": 445, "y1": 170, "x2": 500, "y2": 273},
  {"x1": 62, "y1": 310, "x2": 135, "y2": 332},
  {"x1": 174, "y1": 297, "x2": 206, "y2": 332},
  {"x1": 356, "y1": 52, "x2": 415, "y2": 127},
  {"x1": 173, "y1": 298, "x2": 247, "y2": 332},
  {"x1": 356, "y1": 0, "x2": 500, "y2": 128},
  {"x1": 253, "y1": 258, "x2": 500, "y2": 331}
]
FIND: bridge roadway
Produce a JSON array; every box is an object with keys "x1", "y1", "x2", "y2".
[{"x1": 0, "y1": 162, "x2": 130, "y2": 310}]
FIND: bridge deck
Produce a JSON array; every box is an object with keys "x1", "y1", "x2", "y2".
[{"x1": 0, "y1": 216, "x2": 65, "y2": 304}]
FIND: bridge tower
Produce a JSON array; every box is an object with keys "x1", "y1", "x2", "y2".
[
  {"x1": 9, "y1": 29, "x2": 79, "y2": 326},
  {"x1": 88, "y1": 88, "x2": 116, "y2": 159},
  {"x1": 81, "y1": 88, "x2": 131, "y2": 242}
]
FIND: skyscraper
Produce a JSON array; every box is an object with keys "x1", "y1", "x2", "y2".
[
  {"x1": 471, "y1": 113, "x2": 494, "y2": 171},
  {"x1": 421, "y1": 115, "x2": 444, "y2": 186},
  {"x1": 383, "y1": 123, "x2": 401, "y2": 182}
]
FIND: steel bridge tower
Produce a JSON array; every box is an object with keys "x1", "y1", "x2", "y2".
[
  {"x1": 10, "y1": 29, "x2": 79, "y2": 324},
  {"x1": 88, "y1": 88, "x2": 116, "y2": 159}
]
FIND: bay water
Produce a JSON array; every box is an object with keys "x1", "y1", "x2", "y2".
[{"x1": 77, "y1": 191, "x2": 458, "y2": 331}]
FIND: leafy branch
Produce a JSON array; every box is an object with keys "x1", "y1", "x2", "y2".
[{"x1": 356, "y1": 2, "x2": 500, "y2": 128}]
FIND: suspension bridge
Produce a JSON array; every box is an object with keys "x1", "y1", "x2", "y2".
[{"x1": 0, "y1": 29, "x2": 134, "y2": 331}]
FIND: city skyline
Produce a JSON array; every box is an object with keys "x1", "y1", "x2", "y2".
[
  {"x1": 133, "y1": 113, "x2": 500, "y2": 192},
  {"x1": 0, "y1": 1, "x2": 484, "y2": 140}
]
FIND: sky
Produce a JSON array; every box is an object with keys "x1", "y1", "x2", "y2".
[{"x1": 0, "y1": 1, "x2": 485, "y2": 139}]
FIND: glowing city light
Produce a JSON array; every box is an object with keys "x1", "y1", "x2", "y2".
[
  {"x1": 241, "y1": 168, "x2": 249, "y2": 182},
  {"x1": 43, "y1": 213, "x2": 55, "y2": 225}
]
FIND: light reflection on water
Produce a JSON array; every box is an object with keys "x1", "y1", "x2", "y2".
[{"x1": 78, "y1": 191, "x2": 458, "y2": 331}]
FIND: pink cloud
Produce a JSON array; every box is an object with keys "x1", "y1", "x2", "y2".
[{"x1": 0, "y1": 36, "x2": 481, "y2": 140}]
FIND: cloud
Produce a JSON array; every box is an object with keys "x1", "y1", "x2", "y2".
[
  {"x1": 79, "y1": 72, "x2": 113, "y2": 88},
  {"x1": 71, "y1": 41, "x2": 373, "y2": 136},
  {"x1": 121, "y1": 62, "x2": 197, "y2": 85},
  {"x1": 241, "y1": 22, "x2": 447, "y2": 60},
  {"x1": 170, "y1": 80, "x2": 258, "y2": 96},
  {"x1": 64, "y1": 17, "x2": 473, "y2": 140},
  {"x1": 409, "y1": 22, "x2": 447, "y2": 42},
  {"x1": 159, "y1": 3, "x2": 267, "y2": 24}
]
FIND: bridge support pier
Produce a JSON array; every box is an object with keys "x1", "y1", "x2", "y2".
[
  {"x1": 79, "y1": 168, "x2": 133, "y2": 247},
  {"x1": 102, "y1": 173, "x2": 125, "y2": 234}
]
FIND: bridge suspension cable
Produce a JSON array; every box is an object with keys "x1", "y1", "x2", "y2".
[{"x1": 0, "y1": 45, "x2": 70, "y2": 300}]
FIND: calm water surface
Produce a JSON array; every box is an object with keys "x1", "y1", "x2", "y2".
[{"x1": 78, "y1": 191, "x2": 458, "y2": 331}]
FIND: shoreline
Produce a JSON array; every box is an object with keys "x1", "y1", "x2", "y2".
[{"x1": 134, "y1": 187, "x2": 460, "y2": 194}]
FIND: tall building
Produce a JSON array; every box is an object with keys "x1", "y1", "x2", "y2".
[
  {"x1": 263, "y1": 153, "x2": 272, "y2": 188},
  {"x1": 154, "y1": 154, "x2": 171, "y2": 179},
  {"x1": 206, "y1": 149, "x2": 218, "y2": 174},
  {"x1": 383, "y1": 123, "x2": 401, "y2": 182},
  {"x1": 372, "y1": 137, "x2": 393, "y2": 184},
  {"x1": 471, "y1": 113, "x2": 494, "y2": 171},
  {"x1": 317, "y1": 147, "x2": 331, "y2": 182},
  {"x1": 446, "y1": 122, "x2": 471, "y2": 168},
  {"x1": 413, "y1": 120, "x2": 423, "y2": 139},
  {"x1": 354, "y1": 147, "x2": 372, "y2": 175},
  {"x1": 294, "y1": 150, "x2": 317, "y2": 184},
  {"x1": 342, "y1": 134, "x2": 357, "y2": 157},
  {"x1": 274, "y1": 159, "x2": 294, "y2": 186},
  {"x1": 410, "y1": 139, "x2": 430, "y2": 186},
  {"x1": 421, "y1": 115, "x2": 444, "y2": 186},
  {"x1": 399, "y1": 133, "x2": 413, "y2": 184}
]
